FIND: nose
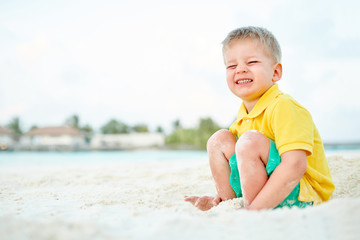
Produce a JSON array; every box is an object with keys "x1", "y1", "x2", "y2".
[{"x1": 236, "y1": 64, "x2": 248, "y2": 73}]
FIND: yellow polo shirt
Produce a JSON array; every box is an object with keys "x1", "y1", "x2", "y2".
[{"x1": 229, "y1": 84, "x2": 334, "y2": 204}]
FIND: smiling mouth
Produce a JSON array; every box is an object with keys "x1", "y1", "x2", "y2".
[{"x1": 236, "y1": 79, "x2": 253, "y2": 84}]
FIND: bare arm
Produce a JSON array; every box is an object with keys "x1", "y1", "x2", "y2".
[{"x1": 247, "y1": 150, "x2": 308, "y2": 210}]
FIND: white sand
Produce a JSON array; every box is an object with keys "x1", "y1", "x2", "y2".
[{"x1": 0, "y1": 153, "x2": 360, "y2": 240}]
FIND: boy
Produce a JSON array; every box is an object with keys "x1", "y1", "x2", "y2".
[{"x1": 184, "y1": 26, "x2": 334, "y2": 211}]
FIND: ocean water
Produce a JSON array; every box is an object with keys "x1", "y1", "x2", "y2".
[
  {"x1": 0, "y1": 150, "x2": 209, "y2": 166},
  {"x1": 0, "y1": 147, "x2": 359, "y2": 166}
]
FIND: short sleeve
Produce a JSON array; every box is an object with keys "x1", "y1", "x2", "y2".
[{"x1": 271, "y1": 97, "x2": 314, "y2": 156}]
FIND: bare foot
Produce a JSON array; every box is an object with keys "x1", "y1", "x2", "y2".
[{"x1": 184, "y1": 195, "x2": 221, "y2": 211}]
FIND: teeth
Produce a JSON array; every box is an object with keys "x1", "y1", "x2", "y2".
[{"x1": 237, "y1": 79, "x2": 252, "y2": 84}]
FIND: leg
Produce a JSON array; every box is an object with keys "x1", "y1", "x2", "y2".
[
  {"x1": 208, "y1": 129, "x2": 237, "y2": 201},
  {"x1": 185, "y1": 129, "x2": 237, "y2": 210},
  {"x1": 236, "y1": 130, "x2": 270, "y2": 208}
]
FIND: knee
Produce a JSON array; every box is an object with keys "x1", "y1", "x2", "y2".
[
  {"x1": 235, "y1": 130, "x2": 267, "y2": 156},
  {"x1": 207, "y1": 129, "x2": 236, "y2": 152}
]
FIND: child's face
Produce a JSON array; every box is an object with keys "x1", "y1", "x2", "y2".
[{"x1": 224, "y1": 38, "x2": 282, "y2": 108}]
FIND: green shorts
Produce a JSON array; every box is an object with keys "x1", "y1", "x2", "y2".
[{"x1": 229, "y1": 139, "x2": 312, "y2": 209}]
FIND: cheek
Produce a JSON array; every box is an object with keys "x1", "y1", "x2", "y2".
[
  {"x1": 226, "y1": 70, "x2": 234, "y2": 80},
  {"x1": 226, "y1": 72, "x2": 233, "y2": 85}
]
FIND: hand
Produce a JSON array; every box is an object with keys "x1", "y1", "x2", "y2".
[{"x1": 184, "y1": 195, "x2": 221, "y2": 211}]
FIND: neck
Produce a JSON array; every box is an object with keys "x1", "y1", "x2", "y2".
[{"x1": 243, "y1": 100, "x2": 258, "y2": 114}]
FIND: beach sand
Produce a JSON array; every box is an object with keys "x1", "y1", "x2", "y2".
[{"x1": 0, "y1": 153, "x2": 359, "y2": 240}]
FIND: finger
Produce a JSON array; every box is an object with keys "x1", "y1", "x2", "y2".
[
  {"x1": 184, "y1": 196, "x2": 199, "y2": 205},
  {"x1": 212, "y1": 198, "x2": 220, "y2": 205},
  {"x1": 212, "y1": 196, "x2": 221, "y2": 205}
]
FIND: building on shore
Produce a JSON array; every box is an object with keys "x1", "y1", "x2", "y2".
[
  {"x1": 91, "y1": 132, "x2": 165, "y2": 150},
  {"x1": 18, "y1": 126, "x2": 165, "y2": 151},
  {"x1": 0, "y1": 126, "x2": 15, "y2": 150},
  {"x1": 21, "y1": 126, "x2": 85, "y2": 151}
]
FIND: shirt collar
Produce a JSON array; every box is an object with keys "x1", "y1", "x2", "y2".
[{"x1": 238, "y1": 84, "x2": 283, "y2": 119}]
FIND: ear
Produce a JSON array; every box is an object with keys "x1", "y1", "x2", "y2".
[{"x1": 272, "y1": 63, "x2": 282, "y2": 82}]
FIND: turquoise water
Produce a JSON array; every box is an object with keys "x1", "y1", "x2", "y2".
[
  {"x1": 0, "y1": 150, "x2": 208, "y2": 165},
  {"x1": 0, "y1": 147, "x2": 359, "y2": 166}
]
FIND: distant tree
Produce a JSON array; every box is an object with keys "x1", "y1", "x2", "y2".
[
  {"x1": 132, "y1": 124, "x2": 149, "y2": 133},
  {"x1": 172, "y1": 119, "x2": 181, "y2": 130},
  {"x1": 165, "y1": 128, "x2": 197, "y2": 147},
  {"x1": 81, "y1": 124, "x2": 94, "y2": 143},
  {"x1": 81, "y1": 124, "x2": 93, "y2": 133},
  {"x1": 65, "y1": 115, "x2": 94, "y2": 142},
  {"x1": 65, "y1": 114, "x2": 80, "y2": 129},
  {"x1": 101, "y1": 119, "x2": 130, "y2": 134},
  {"x1": 7, "y1": 117, "x2": 22, "y2": 135},
  {"x1": 198, "y1": 117, "x2": 221, "y2": 133},
  {"x1": 6, "y1": 117, "x2": 23, "y2": 141},
  {"x1": 165, "y1": 117, "x2": 221, "y2": 150},
  {"x1": 156, "y1": 126, "x2": 164, "y2": 133},
  {"x1": 197, "y1": 117, "x2": 221, "y2": 149}
]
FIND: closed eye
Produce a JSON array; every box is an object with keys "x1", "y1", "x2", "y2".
[
  {"x1": 227, "y1": 65, "x2": 237, "y2": 69},
  {"x1": 248, "y1": 61, "x2": 258, "y2": 64}
]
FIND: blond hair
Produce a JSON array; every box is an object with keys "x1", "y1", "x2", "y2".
[{"x1": 222, "y1": 26, "x2": 282, "y2": 63}]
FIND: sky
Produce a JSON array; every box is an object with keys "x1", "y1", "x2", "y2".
[{"x1": 1, "y1": 0, "x2": 359, "y2": 142}]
